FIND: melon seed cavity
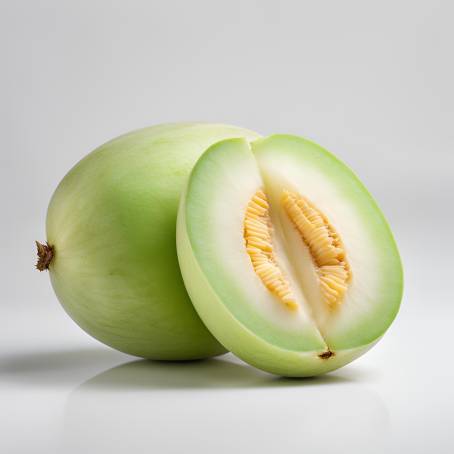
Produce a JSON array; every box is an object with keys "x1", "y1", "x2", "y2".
[{"x1": 244, "y1": 189, "x2": 351, "y2": 311}]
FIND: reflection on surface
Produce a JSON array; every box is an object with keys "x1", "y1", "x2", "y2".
[
  {"x1": 61, "y1": 355, "x2": 390, "y2": 454},
  {"x1": 0, "y1": 348, "x2": 128, "y2": 386},
  {"x1": 71, "y1": 355, "x2": 360, "y2": 390}
]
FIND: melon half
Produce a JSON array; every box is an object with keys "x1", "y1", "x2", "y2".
[{"x1": 177, "y1": 135, "x2": 403, "y2": 376}]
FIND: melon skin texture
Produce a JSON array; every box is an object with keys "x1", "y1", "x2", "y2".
[
  {"x1": 45, "y1": 123, "x2": 260, "y2": 360},
  {"x1": 177, "y1": 136, "x2": 403, "y2": 376}
]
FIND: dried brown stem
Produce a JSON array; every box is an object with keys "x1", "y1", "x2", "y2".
[{"x1": 35, "y1": 241, "x2": 54, "y2": 271}]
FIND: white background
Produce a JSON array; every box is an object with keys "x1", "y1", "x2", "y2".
[{"x1": 1, "y1": 1, "x2": 453, "y2": 453}]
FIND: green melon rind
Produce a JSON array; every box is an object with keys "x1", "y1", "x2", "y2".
[{"x1": 177, "y1": 192, "x2": 375, "y2": 376}]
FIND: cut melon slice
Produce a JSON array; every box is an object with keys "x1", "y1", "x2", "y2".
[{"x1": 177, "y1": 135, "x2": 403, "y2": 376}]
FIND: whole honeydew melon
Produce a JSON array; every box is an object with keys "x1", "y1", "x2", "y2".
[{"x1": 37, "y1": 123, "x2": 260, "y2": 359}]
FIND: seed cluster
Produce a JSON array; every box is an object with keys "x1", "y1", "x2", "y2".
[
  {"x1": 244, "y1": 190, "x2": 298, "y2": 311},
  {"x1": 282, "y1": 190, "x2": 351, "y2": 307}
]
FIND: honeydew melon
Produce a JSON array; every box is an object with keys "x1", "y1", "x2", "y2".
[
  {"x1": 38, "y1": 123, "x2": 260, "y2": 360},
  {"x1": 177, "y1": 135, "x2": 403, "y2": 376}
]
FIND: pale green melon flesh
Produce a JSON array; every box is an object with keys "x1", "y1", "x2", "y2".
[
  {"x1": 46, "y1": 123, "x2": 260, "y2": 360},
  {"x1": 177, "y1": 135, "x2": 403, "y2": 376}
]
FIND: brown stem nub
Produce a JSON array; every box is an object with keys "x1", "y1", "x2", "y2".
[
  {"x1": 318, "y1": 350, "x2": 335, "y2": 360},
  {"x1": 35, "y1": 241, "x2": 54, "y2": 271}
]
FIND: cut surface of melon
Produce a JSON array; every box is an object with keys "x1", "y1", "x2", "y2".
[{"x1": 177, "y1": 135, "x2": 403, "y2": 376}]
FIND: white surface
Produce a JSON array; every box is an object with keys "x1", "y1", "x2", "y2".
[
  {"x1": 1, "y1": 303, "x2": 453, "y2": 454},
  {"x1": 1, "y1": 1, "x2": 453, "y2": 453}
]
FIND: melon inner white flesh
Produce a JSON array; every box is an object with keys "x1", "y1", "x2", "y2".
[
  {"x1": 184, "y1": 137, "x2": 402, "y2": 355},
  {"x1": 244, "y1": 187, "x2": 352, "y2": 351}
]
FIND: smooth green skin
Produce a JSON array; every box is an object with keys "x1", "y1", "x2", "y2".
[
  {"x1": 46, "y1": 123, "x2": 260, "y2": 360},
  {"x1": 177, "y1": 136, "x2": 403, "y2": 376}
]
